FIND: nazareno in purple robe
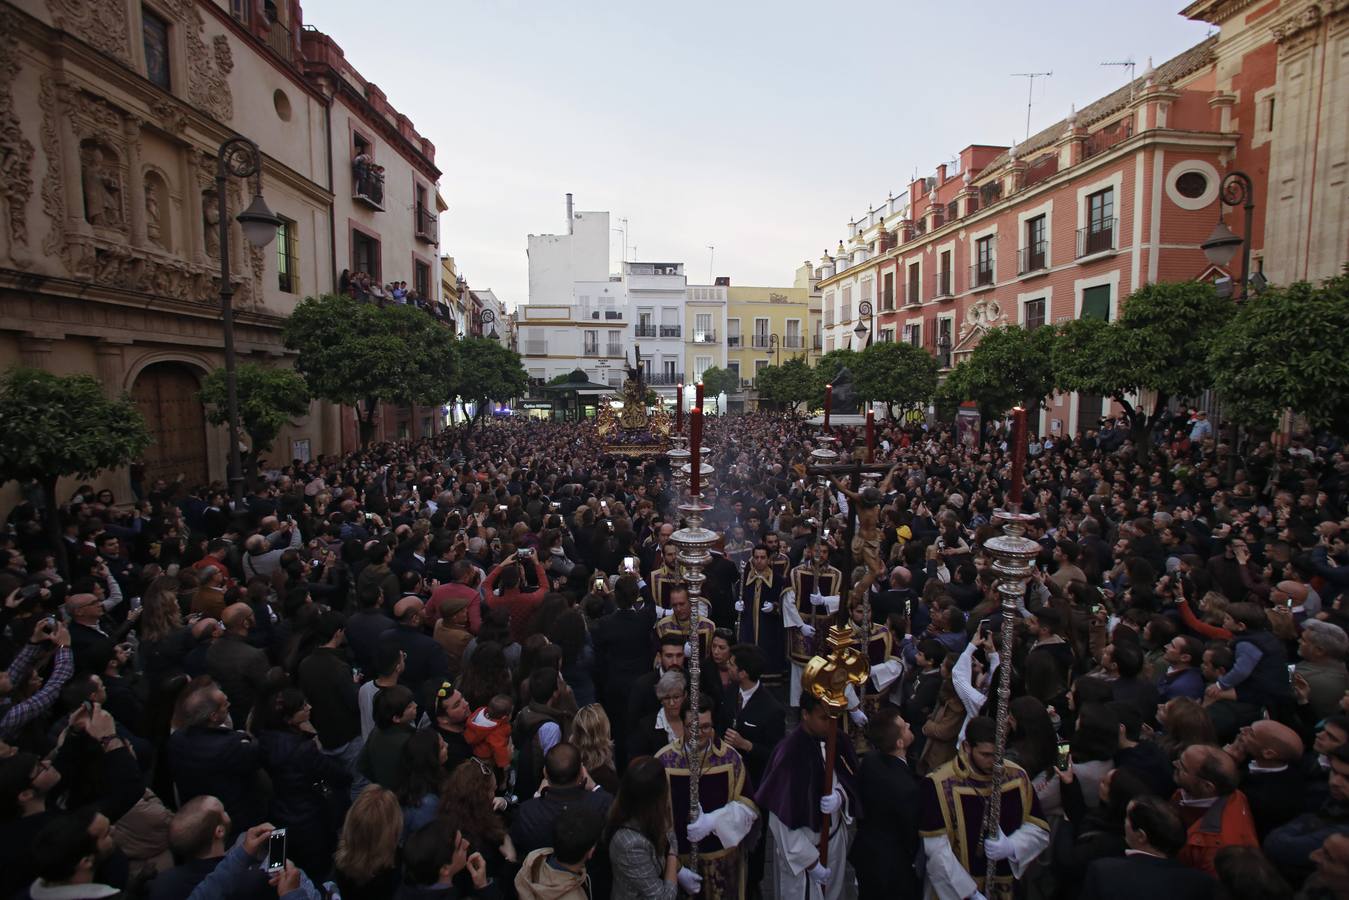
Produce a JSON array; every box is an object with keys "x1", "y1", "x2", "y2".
[{"x1": 753, "y1": 721, "x2": 861, "y2": 832}]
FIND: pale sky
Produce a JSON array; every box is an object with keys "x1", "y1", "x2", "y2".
[{"x1": 315, "y1": 0, "x2": 1213, "y2": 307}]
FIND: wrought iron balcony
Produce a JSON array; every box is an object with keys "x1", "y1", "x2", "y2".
[
  {"x1": 969, "y1": 260, "x2": 995, "y2": 290},
  {"x1": 691, "y1": 330, "x2": 718, "y2": 343},
  {"x1": 646, "y1": 372, "x2": 685, "y2": 386},
  {"x1": 934, "y1": 270, "x2": 954, "y2": 299},
  {"x1": 1077, "y1": 219, "x2": 1118, "y2": 258},
  {"x1": 634, "y1": 324, "x2": 657, "y2": 338},
  {"x1": 415, "y1": 204, "x2": 438, "y2": 244},
  {"x1": 659, "y1": 325, "x2": 682, "y2": 338},
  {"x1": 727, "y1": 335, "x2": 742, "y2": 348},
  {"x1": 1018, "y1": 242, "x2": 1048, "y2": 275}
]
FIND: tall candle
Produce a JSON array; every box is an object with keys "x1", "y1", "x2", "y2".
[
  {"x1": 675, "y1": 383, "x2": 684, "y2": 431},
  {"x1": 866, "y1": 408, "x2": 876, "y2": 462},
  {"x1": 689, "y1": 408, "x2": 704, "y2": 496},
  {"x1": 1009, "y1": 406, "x2": 1028, "y2": 509},
  {"x1": 695, "y1": 380, "x2": 705, "y2": 409},
  {"x1": 824, "y1": 383, "x2": 833, "y2": 431}
]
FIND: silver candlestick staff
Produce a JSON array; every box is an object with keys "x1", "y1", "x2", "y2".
[
  {"x1": 672, "y1": 456, "x2": 717, "y2": 881},
  {"x1": 980, "y1": 508, "x2": 1042, "y2": 861}
]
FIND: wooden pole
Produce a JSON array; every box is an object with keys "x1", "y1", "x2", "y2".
[{"x1": 818, "y1": 717, "x2": 839, "y2": 867}]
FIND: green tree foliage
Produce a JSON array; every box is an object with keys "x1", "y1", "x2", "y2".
[
  {"x1": 282, "y1": 294, "x2": 458, "y2": 445},
  {"x1": 199, "y1": 363, "x2": 310, "y2": 456},
  {"x1": 756, "y1": 357, "x2": 819, "y2": 413},
  {"x1": 854, "y1": 341, "x2": 939, "y2": 418},
  {"x1": 1208, "y1": 271, "x2": 1349, "y2": 434},
  {"x1": 697, "y1": 366, "x2": 738, "y2": 413},
  {"x1": 450, "y1": 337, "x2": 529, "y2": 441},
  {"x1": 943, "y1": 325, "x2": 1058, "y2": 421},
  {"x1": 0, "y1": 368, "x2": 151, "y2": 573},
  {"x1": 1052, "y1": 281, "x2": 1229, "y2": 457},
  {"x1": 815, "y1": 348, "x2": 861, "y2": 391}
]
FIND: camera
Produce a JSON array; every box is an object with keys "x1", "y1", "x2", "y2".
[{"x1": 518, "y1": 548, "x2": 534, "y2": 559}]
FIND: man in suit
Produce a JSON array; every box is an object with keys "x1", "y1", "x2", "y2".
[
  {"x1": 724, "y1": 643, "x2": 785, "y2": 899},
  {"x1": 851, "y1": 709, "x2": 922, "y2": 899},
  {"x1": 1081, "y1": 795, "x2": 1216, "y2": 900},
  {"x1": 377, "y1": 596, "x2": 450, "y2": 699}
]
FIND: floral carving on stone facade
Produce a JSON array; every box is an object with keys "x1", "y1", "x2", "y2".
[
  {"x1": 46, "y1": 0, "x2": 132, "y2": 65},
  {"x1": 148, "y1": 97, "x2": 188, "y2": 135},
  {"x1": 154, "y1": 0, "x2": 235, "y2": 123},
  {"x1": 0, "y1": 15, "x2": 35, "y2": 266},
  {"x1": 38, "y1": 75, "x2": 71, "y2": 266}
]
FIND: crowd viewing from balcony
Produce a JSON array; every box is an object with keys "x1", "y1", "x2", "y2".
[{"x1": 0, "y1": 407, "x2": 1345, "y2": 900}]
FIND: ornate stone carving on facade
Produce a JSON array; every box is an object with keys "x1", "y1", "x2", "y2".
[
  {"x1": 46, "y1": 0, "x2": 132, "y2": 65},
  {"x1": 91, "y1": 241, "x2": 217, "y2": 303},
  {"x1": 80, "y1": 141, "x2": 124, "y2": 228},
  {"x1": 148, "y1": 97, "x2": 188, "y2": 135},
  {"x1": 0, "y1": 16, "x2": 35, "y2": 266},
  {"x1": 202, "y1": 189, "x2": 219, "y2": 258},
  {"x1": 1270, "y1": 1, "x2": 1345, "y2": 53},
  {"x1": 144, "y1": 176, "x2": 162, "y2": 244},
  {"x1": 172, "y1": 0, "x2": 234, "y2": 123},
  {"x1": 38, "y1": 75, "x2": 71, "y2": 266},
  {"x1": 961, "y1": 298, "x2": 1003, "y2": 337}
]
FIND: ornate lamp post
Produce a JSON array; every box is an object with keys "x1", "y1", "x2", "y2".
[
  {"x1": 1201, "y1": 171, "x2": 1256, "y2": 301},
  {"x1": 476, "y1": 308, "x2": 498, "y2": 341},
  {"x1": 216, "y1": 136, "x2": 281, "y2": 501},
  {"x1": 853, "y1": 299, "x2": 875, "y2": 347},
  {"x1": 766, "y1": 332, "x2": 780, "y2": 361}
]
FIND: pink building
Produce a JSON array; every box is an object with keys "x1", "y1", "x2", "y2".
[{"x1": 813, "y1": 0, "x2": 1343, "y2": 437}]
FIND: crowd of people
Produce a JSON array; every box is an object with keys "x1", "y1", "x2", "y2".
[
  {"x1": 0, "y1": 409, "x2": 1346, "y2": 900},
  {"x1": 337, "y1": 269, "x2": 438, "y2": 315}
]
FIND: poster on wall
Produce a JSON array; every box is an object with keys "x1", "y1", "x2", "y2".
[
  {"x1": 954, "y1": 404, "x2": 981, "y2": 450},
  {"x1": 291, "y1": 438, "x2": 311, "y2": 463}
]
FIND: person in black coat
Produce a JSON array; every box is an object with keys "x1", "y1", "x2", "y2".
[
  {"x1": 254, "y1": 686, "x2": 353, "y2": 881},
  {"x1": 344, "y1": 594, "x2": 395, "y2": 675},
  {"x1": 168, "y1": 684, "x2": 267, "y2": 830},
  {"x1": 377, "y1": 597, "x2": 449, "y2": 699},
  {"x1": 723, "y1": 643, "x2": 785, "y2": 898},
  {"x1": 1081, "y1": 795, "x2": 1216, "y2": 900},
  {"x1": 148, "y1": 795, "x2": 274, "y2": 900},
  {"x1": 296, "y1": 613, "x2": 362, "y2": 754},
  {"x1": 851, "y1": 710, "x2": 922, "y2": 899},
  {"x1": 1051, "y1": 765, "x2": 1150, "y2": 898}
]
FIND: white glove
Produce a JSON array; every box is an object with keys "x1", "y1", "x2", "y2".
[
  {"x1": 800, "y1": 623, "x2": 816, "y2": 639},
  {"x1": 657, "y1": 606, "x2": 672, "y2": 618},
  {"x1": 761, "y1": 601, "x2": 775, "y2": 613},
  {"x1": 677, "y1": 867, "x2": 703, "y2": 893},
  {"x1": 984, "y1": 830, "x2": 1015, "y2": 861},
  {"x1": 819, "y1": 786, "x2": 843, "y2": 815},
  {"x1": 684, "y1": 641, "x2": 694, "y2": 660},
  {"x1": 806, "y1": 862, "x2": 832, "y2": 885},
  {"x1": 810, "y1": 592, "x2": 826, "y2": 608},
  {"x1": 849, "y1": 708, "x2": 868, "y2": 727},
  {"x1": 734, "y1": 600, "x2": 745, "y2": 613},
  {"x1": 686, "y1": 808, "x2": 714, "y2": 842}
]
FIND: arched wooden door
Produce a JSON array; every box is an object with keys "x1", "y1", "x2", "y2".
[{"x1": 132, "y1": 363, "x2": 209, "y2": 487}]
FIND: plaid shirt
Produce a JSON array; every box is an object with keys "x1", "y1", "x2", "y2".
[{"x1": 0, "y1": 643, "x2": 74, "y2": 740}]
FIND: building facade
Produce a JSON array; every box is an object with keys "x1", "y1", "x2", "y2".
[
  {"x1": 0, "y1": 0, "x2": 450, "y2": 500},
  {"x1": 685, "y1": 282, "x2": 727, "y2": 393},
  {"x1": 812, "y1": 0, "x2": 1346, "y2": 436},
  {"x1": 725, "y1": 282, "x2": 814, "y2": 411}
]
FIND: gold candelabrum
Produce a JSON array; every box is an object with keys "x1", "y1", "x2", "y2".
[
  {"x1": 979, "y1": 508, "x2": 1042, "y2": 859},
  {"x1": 671, "y1": 456, "x2": 717, "y2": 876}
]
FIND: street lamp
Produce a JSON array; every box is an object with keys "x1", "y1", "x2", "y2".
[
  {"x1": 216, "y1": 135, "x2": 280, "y2": 502},
  {"x1": 854, "y1": 299, "x2": 875, "y2": 347},
  {"x1": 477, "y1": 308, "x2": 498, "y2": 341},
  {"x1": 1201, "y1": 171, "x2": 1256, "y2": 301},
  {"x1": 766, "y1": 333, "x2": 780, "y2": 361}
]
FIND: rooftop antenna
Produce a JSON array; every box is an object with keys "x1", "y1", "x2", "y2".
[
  {"x1": 1011, "y1": 71, "x2": 1052, "y2": 141},
  {"x1": 1102, "y1": 58, "x2": 1137, "y2": 98},
  {"x1": 707, "y1": 245, "x2": 715, "y2": 284}
]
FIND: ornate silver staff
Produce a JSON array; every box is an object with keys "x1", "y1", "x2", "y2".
[
  {"x1": 673, "y1": 451, "x2": 716, "y2": 880},
  {"x1": 979, "y1": 508, "x2": 1040, "y2": 857}
]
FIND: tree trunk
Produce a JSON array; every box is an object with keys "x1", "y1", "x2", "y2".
[
  {"x1": 43, "y1": 476, "x2": 68, "y2": 578},
  {"x1": 359, "y1": 397, "x2": 378, "y2": 447}
]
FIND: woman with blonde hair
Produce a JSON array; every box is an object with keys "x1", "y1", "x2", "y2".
[
  {"x1": 572, "y1": 703, "x2": 619, "y2": 794},
  {"x1": 332, "y1": 785, "x2": 403, "y2": 900}
]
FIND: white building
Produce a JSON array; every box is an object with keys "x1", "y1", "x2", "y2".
[
  {"x1": 624, "y1": 261, "x2": 686, "y2": 402},
  {"x1": 684, "y1": 283, "x2": 728, "y2": 395}
]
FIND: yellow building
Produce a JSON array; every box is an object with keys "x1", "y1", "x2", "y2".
[{"x1": 725, "y1": 266, "x2": 819, "y2": 410}]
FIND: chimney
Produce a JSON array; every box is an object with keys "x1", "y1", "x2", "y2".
[{"x1": 565, "y1": 193, "x2": 574, "y2": 234}]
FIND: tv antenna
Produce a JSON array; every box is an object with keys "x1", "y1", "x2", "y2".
[
  {"x1": 1102, "y1": 58, "x2": 1138, "y2": 98},
  {"x1": 707, "y1": 245, "x2": 715, "y2": 284},
  {"x1": 1011, "y1": 71, "x2": 1052, "y2": 141}
]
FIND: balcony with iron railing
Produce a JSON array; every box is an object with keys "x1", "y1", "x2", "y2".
[
  {"x1": 266, "y1": 18, "x2": 294, "y2": 62},
  {"x1": 880, "y1": 287, "x2": 895, "y2": 311},
  {"x1": 727, "y1": 334, "x2": 742, "y2": 348},
  {"x1": 634, "y1": 324, "x2": 656, "y2": 338},
  {"x1": 606, "y1": 342, "x2": 622, "y2": 356},
  {"x1": 583, "y1": 343, "x2": 601, "y2": 357},
  {"x1": 415, "y1": 204, "x2": 438, "y2": 244},
  {"x1": 646, "y1": 372, "x2": 685, "y2": 386},
  {"x1": 1018, "y1": 242, "x2": 1048, "y2": 275},
  {"x1": 1076, "y1": 218, "x2": 1119, "y2": 259},
  {"x1": 813, "y1": 336, "x2": 823, "y2": 350},
  {"x1": 750, "y1": 334, "x2": 772, "y2": 349},
  {"x1": 581, "y1": 308, "x2": 624, "y2": 320},
  {"x1": 904, "y1": 282, "x2": 922, "y2": 307},
  {"x1": 934, "y1": 270, "x2": 954, "y2": 299},
  {"x1": 691, "y1": 330, "x2": 718, "y2": 343},
  {"x1": 783, "y1": 335, "x2": 805, "y2": 349},
  {"x1": 969, "y1": 259, "x2": 996, "y2": 291},
  {"x1": 659, "y1": 325, "x2": 682, "y2": 338}
]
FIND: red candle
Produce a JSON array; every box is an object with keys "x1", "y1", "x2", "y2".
[
  {"x1": 865, "y1": 408, "x2": 875, "y2": 462},
  {"x1": 695, "y1": 380, "x2": 704, "y2": 409},
  {"x1": 675, "y1": 383, "x2": 684, "y2": 431},
  {"x1": 1009, "y1": 406, "x2": 1027, "y2": 509},
  {"x1": 689, "y1": 408, "x2": 704, "y2": 496},
  {"x1": 824, "y1": 383, "x2": 833, "y2": 431}
]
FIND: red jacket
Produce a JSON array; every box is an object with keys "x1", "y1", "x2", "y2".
[{"x1": 1174, "y1": 790, "x2": 1259, "y2": 876}]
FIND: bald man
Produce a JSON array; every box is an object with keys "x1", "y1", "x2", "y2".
[
  {"x1": 377, "y1": 595, "x2": 450, "y2": 696},
  {"x1": 206, "y1": 603, "x2": 273, "y2": 728},
  {"x1": 1172, "y1": 744, "x2": 1260, "y2": 875},
  {"x1": 149, "y1": 795, "x2": 270, "y2": 900},
  {"x1": 1225, "y1": 720, "x2": 1307, "y2": 840}
]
